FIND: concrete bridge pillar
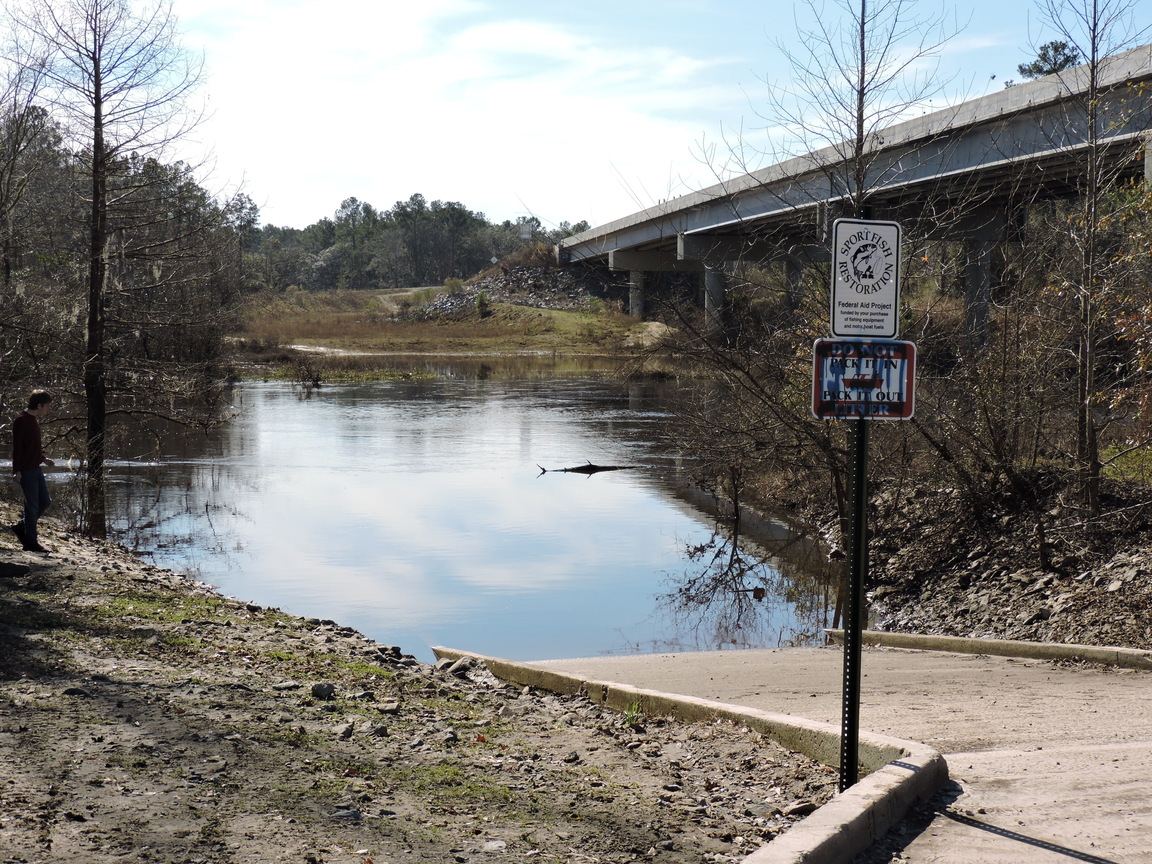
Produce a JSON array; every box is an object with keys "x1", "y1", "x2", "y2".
[
  {"x1": 703, "y1": 266, "x2": 726, "y2": 332},
  {"x1": 628, "y1": 270, "x2": 646, "y2": 319},
  {"x1": 1145, "y1": 131, "x2": 1152, "y2": 184},
  {"x1": 963, "y1": 211, "x2": 1007, "y2": 339},
  {"x1": 965, "y1": 235, "x2": 993, "y2": 336},
  {"x1": 785, "y1": 257, "x2": 804, "y2": 311}
]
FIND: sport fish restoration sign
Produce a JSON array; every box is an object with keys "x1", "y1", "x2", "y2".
[
  {"x1": 831, "y1": 219, "x2": 902, "y2": 338},
  {"x1": 812, "y1": 339, "x2": 916, "y2": 419}
]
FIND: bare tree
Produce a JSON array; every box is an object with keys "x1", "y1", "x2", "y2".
[
  {"x1": 663, "y1": 0, "x2": 960, "y2": 543},
  {"x1": 9, "y1": 0, "x2": 204, "y2": 536},
  {"x1": 741, "y1": 0, "x2": 957, "y2": 217},
  {"x1": 1028, "y1": 0, "x2": 1149, "y2": 514},
  {"x1": 0, "y1": 53, "x2": 51, "y2": 286}
]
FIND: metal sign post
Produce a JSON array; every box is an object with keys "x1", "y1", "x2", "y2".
[
  {"x1": 819, "y1": 219, "x2": 915, "y2": 793},
  {"x1": 840, "y1": 417, "x2": 869, "y2": 792},
  {"x1": 810, "y1": 338, "x2": 914, "y2": 791}
]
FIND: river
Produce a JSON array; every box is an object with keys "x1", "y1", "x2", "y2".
[{"x1": 96, "y1": 369, "x2": 835, "y2": 663}]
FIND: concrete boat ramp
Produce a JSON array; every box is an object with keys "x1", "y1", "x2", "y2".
[{"x1": 437, "y1": 635, "x2": 1152, "y2": 863}]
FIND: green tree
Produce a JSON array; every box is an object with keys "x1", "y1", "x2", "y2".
[
  {"x1": 300, "y1": 217, "x2": 336, "y2": 253},
  {"x1": 249, "y1": 225, "x2": 308, "y2": 292},
  {"x1": 333, "y1": 196, "x2": 380, "y2": 251},
  {"x1": 545, "y1": 220, "x2": 590, "y2": 244},
  {"x1": 1017, "y1": 40, "x2": 1082, "y2": 79}
]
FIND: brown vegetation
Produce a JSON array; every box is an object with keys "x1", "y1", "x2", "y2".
[{"x1": 229, "y1": 265, "x2": 650, "y2": 383}]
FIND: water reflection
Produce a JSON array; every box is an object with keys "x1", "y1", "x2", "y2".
[
  {"x1": 102, "y1": 375, "x2": 833, "y2": 663},
  {"x1": 286, "y1": 351, "x2": 640, "y2": 381},
  {"x1": 656, "y1": 527, "x2": 837, "y2": 652}
]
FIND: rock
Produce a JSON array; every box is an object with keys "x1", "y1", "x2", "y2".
[
  {"x1": 1021, "y1": 607, "x2": 1052, "y2": 625},
  {"x1": 311, "y1": 683, "x2": 337, "y2": 700},
  {"x1": 745, "y1": 804, "x2": 780, "y2": 818},
  {"x1": 783, "y1": 800, "x2": 817, "y2": 817},
  {"x1": 443, "y1": 657, "x2": 476, "y2": 678}
]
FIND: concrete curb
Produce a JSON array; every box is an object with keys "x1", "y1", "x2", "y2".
[
  {"x1": 434, "y1": 646, "x2": 948, "y2": 864},
  {"x1": 825, "y1": 630, "x2": 1152, "y2": 670}
]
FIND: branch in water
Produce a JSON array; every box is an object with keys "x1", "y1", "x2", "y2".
[{"x1": 537, "y1": 462, "x2": 638, "y2": 477}]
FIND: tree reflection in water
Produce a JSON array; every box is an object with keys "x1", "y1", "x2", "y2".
[
  {"x1": 111, "y1": 457, "x2": 254, "y2": 583},
  {"x1": 657, "y1": 513, "x2": 840, "y2": 652}
]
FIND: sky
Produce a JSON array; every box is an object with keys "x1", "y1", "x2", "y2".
[{"x1": 170, "y1": 0, "x2": 1152, "y2": 231}]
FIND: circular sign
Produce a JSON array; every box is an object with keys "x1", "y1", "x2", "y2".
[{"x1": 837, "y1": 228, "x2": 896, "y2": 295}]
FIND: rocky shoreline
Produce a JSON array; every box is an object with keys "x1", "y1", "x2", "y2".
[
  {"x1": 866, "y1": 481, "x2": 1152, "y2": 649},
  {"x1": 0, "y1": 506, "x2": 836, "y2": 864},
  {"x1": 5, "y1": 467, "x2": 1148, "y2": 863},
  {"x1": 417, "y1": 263, "x2": 628, "y2": 319}
]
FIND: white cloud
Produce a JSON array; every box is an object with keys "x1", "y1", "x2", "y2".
[
  {"x1": 169, "y1": 0, "x2": 1135, "y2": 229},
  {"x1": 175, "y1": 0, "x2": 741, "y2": 228}
]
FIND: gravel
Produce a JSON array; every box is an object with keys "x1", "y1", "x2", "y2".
[{"x1": 0, "y1": 505, "x2": 837, "y2": 863}]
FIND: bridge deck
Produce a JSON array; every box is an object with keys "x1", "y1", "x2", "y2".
[{"x1": 559, "y1": 44, "x2": 1152, "y2": 269}]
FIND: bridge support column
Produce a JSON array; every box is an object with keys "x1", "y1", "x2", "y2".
[
  {"x1": 704, "y1": 266, "x2": 726, "y2": 332},
  {"x1": 965, "y1": 236, "x2": 992, "y2": 337},
  {"x1": 628, "y1": 270, "x2": 646, "y2": 319},
  {"x1": 785, "y1": 257, "x2": 804, "y2": 311},
  {"x1": 1145, "y1": 131, "x2": 1152, "y2": 185},
  {"x1": 963, "y1": 212, "x2": 1007, "y2": 340}
]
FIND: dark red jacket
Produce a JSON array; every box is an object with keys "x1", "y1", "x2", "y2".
[{"x1": 11, "y1": 411, "x2": 45, "y2": 472}]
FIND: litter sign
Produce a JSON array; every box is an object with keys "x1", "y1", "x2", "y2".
[{"x1": 812, "y1": 339, "x2": 916, "y2": 420}]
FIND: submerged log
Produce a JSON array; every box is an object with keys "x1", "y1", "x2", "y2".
[{"x1": 537, "y1": 462, "x2": 638, "y2": 477}]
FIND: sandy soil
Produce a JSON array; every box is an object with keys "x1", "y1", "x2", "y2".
[{"x1": 0, "y1": 507, "x2": 836, "y2": 864}]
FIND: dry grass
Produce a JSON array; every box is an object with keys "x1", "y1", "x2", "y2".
[{"x1": 230, "y1": 287, "x2": 653, "y2": 380}]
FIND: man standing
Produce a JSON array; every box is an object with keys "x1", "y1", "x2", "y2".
[{"x1": 11, "y1": 390, "x2": 55, "y2": 553}]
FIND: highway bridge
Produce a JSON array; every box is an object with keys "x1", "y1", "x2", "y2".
[{"x1": 557, "y1": 44, "x2": 1152, "y2": 323}]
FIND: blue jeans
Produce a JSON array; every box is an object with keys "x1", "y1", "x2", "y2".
[{"x1": 17, "y1": 467, "x2": 50, "y2": 546}]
